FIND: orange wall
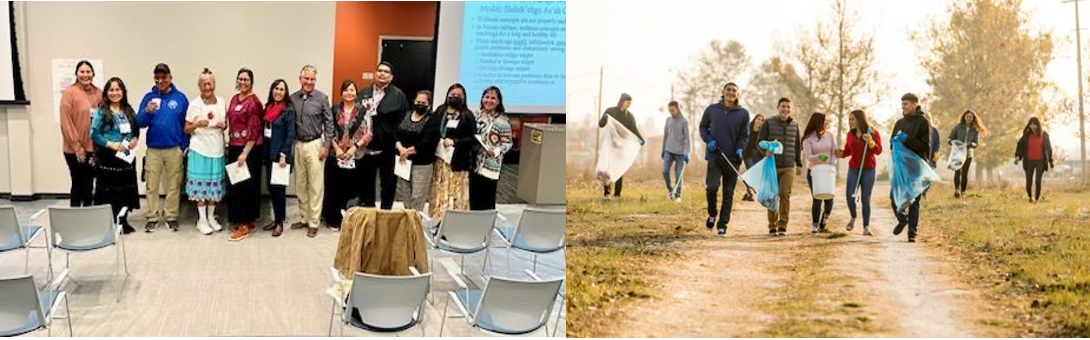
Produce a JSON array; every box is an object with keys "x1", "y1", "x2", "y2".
[{"x1": 332, "y1": 1, "x2": 436, "y2": 103}]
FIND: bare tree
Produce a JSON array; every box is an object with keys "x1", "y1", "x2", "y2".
[
  {"x1": 777, "y1": 0, "x2": 886, "y2": 147},
  {"x1": 673, "y1": 40, "x2": 751, "y2": 156}
]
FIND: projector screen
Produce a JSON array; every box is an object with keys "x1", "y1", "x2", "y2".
[
  {"x1": 2, "y1": 1, "x2": 28, "y2": 103},
  {"x1": 434, "y1": 1, "x2": 565, "y2": 114}
]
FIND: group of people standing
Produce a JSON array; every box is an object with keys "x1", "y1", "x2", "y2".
[
  {"x1": 59, "y1": 61, "x2": 513, "y2": 241},
  {"x1": 598, "y1": 84, "x2": 1057, "y2": 243}
]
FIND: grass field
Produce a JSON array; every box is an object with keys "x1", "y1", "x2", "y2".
[
  {"x1": 921, "y1": 181, "x2": 1090, "y2": 337},
  {"x1": 565, "y1": 172, "x2": 708, "y2": 337}
]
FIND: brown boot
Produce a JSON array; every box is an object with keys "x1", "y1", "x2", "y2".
[{"x1": 229, "y1": 224, "x2": 253, "y2": 242}]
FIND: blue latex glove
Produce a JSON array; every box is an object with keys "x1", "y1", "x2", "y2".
[
  {"x1": 891, "y1": 132, "x2": 907, "y2": 143},
  {"x1": 683, "y1": 154, "x2": 690, "y2": 163},
  {"x1": 639, "y1": 139, "x2": 646, "y2": 146},
  {"x1": 707, "y1": 140, "x2": 719, "y2": 153},
  {"x1": 661, "y1": 151, "x2": 667, "y2": 160},
  {"x1": 736, "y1": 149, "x2": 744, "y2": 160}
]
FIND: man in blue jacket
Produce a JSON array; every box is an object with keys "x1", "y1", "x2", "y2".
[
  {"x1": 135, "y1": 63, "x2": 189, "y2": 233},
  {"x1": 699, "y1": 83, "x2": 750, "y2": 236}
]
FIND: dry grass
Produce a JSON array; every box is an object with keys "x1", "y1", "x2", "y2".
[{"x1": 923, "y1": 182, "x2": 1090, "y2": 337}]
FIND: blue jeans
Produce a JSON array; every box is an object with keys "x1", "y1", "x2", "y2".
[
  {"x1": 890, "y1": 191, "x2": 921, "y2": 237},
  {"x1": 663, "y1": 152, "x2": 686, "y2": 196},
  {"x1": 845, "y1": 168, "x2": 876, "y2": 227}
]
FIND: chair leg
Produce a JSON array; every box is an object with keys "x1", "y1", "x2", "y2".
[
  {"x1": 24, "y1": 247, "x2": 31, "y2": 274},
  {"x1": 439, "y1": 295, "x2": 451, "y2": 337},
  {"x1": 459, "y1": 255, "x2": 465, "y2": 276},
  {"x1": 327, "y1": 299, "x2": 335, "y2": 337},
  {"x1": 481, "y1": 247, "x2": 490, "y2": 277},
  {"x1": 533, "y1": 253, "x2": 538, "y2": 274},
  {"x1": 65, "y1": 293, "x2": 74, "y2": 337}
]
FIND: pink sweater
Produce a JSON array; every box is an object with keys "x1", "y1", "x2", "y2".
[{"x1": 803, "y1": 132, "x2": 838, "y2": 167}]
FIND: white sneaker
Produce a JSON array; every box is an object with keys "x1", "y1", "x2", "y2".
[
  {"x1": 196, "y1": 220, "x2": 213, "y2": 235},
  {"x1": 673, "y1": 196, "x2": 682, "y2": 203},
  {"x1": 208, "y1": 217, "x2": 223, "y2": 232}
]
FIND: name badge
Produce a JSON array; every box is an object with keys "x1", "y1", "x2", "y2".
[
  {"x1": 264, "y1": 127, "x2": 272, "y2": 138},
  {"x1": 235, "y1": 104, "x2": 244, "y2": 111},
  {"x1": 447, "y1": 119, "x2": 460, "y2": 129},
  {"x1": 119, "y1": 122, "x2": 132, "y2": 134}
]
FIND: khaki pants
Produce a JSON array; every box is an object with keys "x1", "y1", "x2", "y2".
[
  {"x1": 767, "y1": 167, "x2": 795, "y2": 231},
  {"x1": 294, "y1": 139, "x2": 325, "y2": 228},
  {"x1": 144, "y1": 147, "x2": 184, "y2": 222}
]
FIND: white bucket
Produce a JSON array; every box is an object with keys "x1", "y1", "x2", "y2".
[{"x1": 811, "y1": 164, "x2": 836, "y2": 200}]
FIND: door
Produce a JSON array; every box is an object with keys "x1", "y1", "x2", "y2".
[{"x1": 379, "y1": 39, "x2": 435, "y2": 101}]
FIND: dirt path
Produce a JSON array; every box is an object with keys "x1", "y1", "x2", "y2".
[{"x1": 601, "y1": 182, "x2": 1004, "y2": 337}]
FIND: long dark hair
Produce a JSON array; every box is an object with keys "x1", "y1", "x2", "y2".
[
  {"x1": 265, "y1": 79, "x2": 290, "y2": 109},
  {"x1": 849, "y1": 109, "x2": 872, "y2": 134},
  {"x1": 98, "y1": 77, "x2": 135, "y2": 128},
  {"x1": 803, "y1": 112, "x2": 827, "y2": 140},
  {"x1": 1023, "y1": 117, "x2": 1044, "y2": 136},
  {"x1": 750, "y1": 114, "x2": 765, "y2": 133},
  {"x1": 480, "y1": 85, "x2": 505, "y2": 114},
  {"x1": 960, "y1": 109, "x2": 989, "y2": 137},
  {"x1": 75, "y1": 60, "x2": 94, "y2": 79},
  {"x1": 442, "y1": 83, "x2": 470, "y2": 111}
]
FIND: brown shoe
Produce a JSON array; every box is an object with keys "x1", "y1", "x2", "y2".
[
  {"x1": 272, "y1": 223, "x2": 284, "y2": 237},
  {"x1": 229, "y1": 224, "x2": 252, "y2": 242},
  {"x1": 262, "y1": 221, "x2": 278, "y2": 231},
  {"x1": 307, "y1": 227, "x2": 318, "y2": 238},
  {"x1": 291, "y1": 222, "x2": 308, "y2": 230}
]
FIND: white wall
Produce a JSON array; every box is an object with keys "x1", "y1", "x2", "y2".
[{"x1": 1, "y1": 1, "x2": 336, "y2": 196}]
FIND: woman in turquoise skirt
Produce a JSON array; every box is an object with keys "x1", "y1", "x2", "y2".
[{"x1": 183, "y1": 68, "x2": 228, "y2": 235}]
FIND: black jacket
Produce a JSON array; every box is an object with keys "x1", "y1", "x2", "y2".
[
  {"x1": 1015, "y1": 130, "x2": 1054, "y2": 171},
  {"x1": 436, "y1": 104, "x2": 478, "y2": 172},
  {"x1": 757, "y1": 116, "x2": 803, "y2": 169},
  {"x1": 891, "y1": 108, "x2": 932, "y2": 160},
  {"x1": 598, "y1": 106, "x2": 643, "y2": 141},
  {"x1": 360, "y1": 84, "x2": 410, "y2": 153},
  {"x1": 395, "y1": 110, "x2": 442, "y2": 166}
]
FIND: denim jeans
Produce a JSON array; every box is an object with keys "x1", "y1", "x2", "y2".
[
  {"x1": 845, "y1": 168, "x2": 876, "y2": 227},
  {"x1": 663, "y1": 152, "x2": 686, "y2": 196}
]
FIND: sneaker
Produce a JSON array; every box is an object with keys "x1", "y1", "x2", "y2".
[
  {"x1": 954, "y1": 191, "x2": 961, "y2": 198},
  {"x1": 769, "y1": 229, "x2": 778, "y2": 236},
  {"x1": 121, "y1": 223, "x2": 136, "y2": 235},
  {"x1": 811, "y1": 223, "x2": 819, "y2": 235},
  {"x1": 908, "y1": 235, "x2": 917, "y2": 243},
  {"x1": 604, "y1": 195, "x2": 612, "y2": 201},
  {"x1": 742, "y1": 193, "x2": 754, "y2": 202},
  {"x1": 667, "y1": 192, "x2": 675, "y2": 201},
  {"x1": 706, "y1": 216, "x2": 716, "y2": 230},
  {"x1": 167, "y1": 220, "x2": 179, "y2": 232},
  {"x1": 196, "y1": 220, "x2": 213, "y2": 235},
  {"x1": 208, "y1": 218, "x2": 223, "y2": 232},
  {"x1": 229, "y1": 224, "x2": 252, "y2": 242},
  {"x1": 673, "y1": 195, "x2": 682, "y2": 203},
  {"x1": 893, "y1": 222, "x2": 907, "y2": 236},
  {"x1": 144, "y1": 221, "x2": 158, "y2": 233},
  {"x1": 777, "y1": 227, "x2": 786, "y2": 236},
  {"x1": 717, "y1": 224, "x2": 727, "y2": 236},
  {"x1": 863, "y1": 226, "x2": 873, "y2": 236},
  {"x1": 846, "y1": 217, "x2": 856, "y2": 232}
]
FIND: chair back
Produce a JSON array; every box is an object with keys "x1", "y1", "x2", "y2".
[
  {"x1": 511, "y1": 208, "x2": 566, "y2": 253},
  {"x1": 49, "y1": 205, "x2": 114, "y2": 249},
  {"x1": 347, "y1": 271, "x2": 432, "y2": 331},
  {"x1": 472, "y1": 276, "x2": 563, "y2": 335},
  {"x1": 0, "y1": 274, "x2": 45, "y2": 336},
  {"x1": 437, "y1": 210, "x2": 497, "y2": 252}
]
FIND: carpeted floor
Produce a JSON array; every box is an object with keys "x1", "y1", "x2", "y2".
[{"x1": 0, "y1": 198, "x2": 565, "y2": 337}]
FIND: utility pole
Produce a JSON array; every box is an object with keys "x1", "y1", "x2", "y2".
[
  {"x1": 1066, "y1": 0, "x2": 1089, "y2": 183},
  {"x1": 595, "y1": 66, "x2": 604, "y2": 164}
]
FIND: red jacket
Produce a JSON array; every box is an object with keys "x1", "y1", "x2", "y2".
[{"x1": 840, "y1": 129, "x2": 883, "y2": 169}]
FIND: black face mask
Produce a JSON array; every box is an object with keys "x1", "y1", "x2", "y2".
[
  {"x1": 447, "y1": 96, "x2": 463, "y2": 107},
  {"x1": 413, "y1": 104, "x2": 429, "y2": 114}
]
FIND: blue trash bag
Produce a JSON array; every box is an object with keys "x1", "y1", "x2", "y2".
[
  {"x1": 740, "y1": 155, "x2": 780, "y2": 212},
  {"x1": 889, "y1": 134, "x2": 940, "y2": 213},
  {"x1": 758, "y1": 140, "x2": 783, "y2": 155}
]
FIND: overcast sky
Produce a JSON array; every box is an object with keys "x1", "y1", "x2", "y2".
[{"x1": 569, "y1": 0, "x2": 1087, "y2": 157}]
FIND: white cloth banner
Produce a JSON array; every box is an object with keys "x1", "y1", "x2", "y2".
[{"x1": 595, "y1": 116, "x2": 642, "y2": 186}]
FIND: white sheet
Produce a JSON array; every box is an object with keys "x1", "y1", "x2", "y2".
[{"x1": 595, "y1": 116, "x2": 642, "y2": 186}]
